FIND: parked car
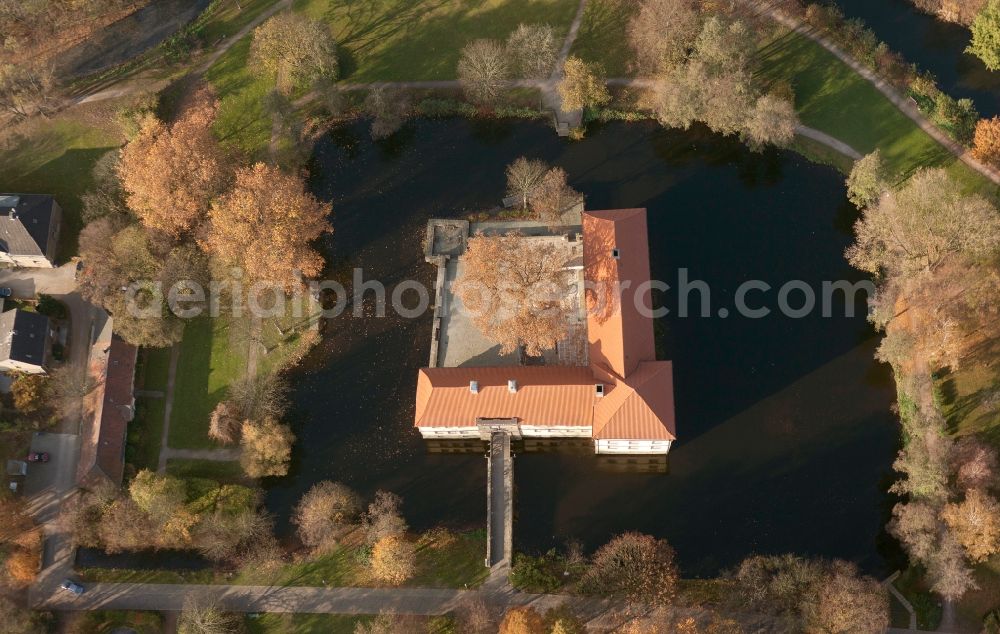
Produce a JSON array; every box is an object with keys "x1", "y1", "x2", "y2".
[
  {"x1": 59, "y1": 580, "x2": 84, "y2": 596},
  {"x1": 26, "y1": 452, "x2": 49, "y2": 463},
  {"x1": 0, "y1": 287, "x2": 12, "y2": 298}
]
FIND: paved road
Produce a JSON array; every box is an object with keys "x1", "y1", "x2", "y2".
[
  {"x1": 23, "y1": 433, "x2": 81, "y2": 604},
  {"x1": 36, "y1": 581, "x2": 602, "y2": 615},
  {"x1": 1, "y1": 264, "x2": 112, "y2": 606}
]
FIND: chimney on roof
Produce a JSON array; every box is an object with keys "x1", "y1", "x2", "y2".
[
  {"x1": 469, "y1": 380, "x2": 479, "y2": 394},
  {"x1": 595, "y1": 383, "x2": 605, "y2": 397},
  {"x1": 507, "y1": 379, "x2": 517, "y2": 394}
]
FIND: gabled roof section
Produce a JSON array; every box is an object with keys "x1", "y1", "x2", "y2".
[
  {"x1": 0, "y1": 309, "x2": 50, "y2": 366},
  {"x1": 78, "y1": 336, "x2": 137, "y2": 488},
  {"x1": 593, "y1": 361, "x2": 675, "y2": 440},
  {"x1": 0, "y1": 194, "x2": 57, "y2": 257},
  {"x1": 583, "y1": 209, "x2": 656, "y2": 380},
  {"x1": 416, "y1": 366, "x2": 597, "y2": 428}
]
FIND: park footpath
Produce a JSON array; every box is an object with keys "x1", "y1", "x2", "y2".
[{"x1": 739, "y1": 0, "x2": 1000, "y2": 184}]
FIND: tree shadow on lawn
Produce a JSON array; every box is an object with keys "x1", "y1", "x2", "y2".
[
  {"x1": 570, "y1": 0, "x2": 635, "y2": 76},
  {"x1": 168, "y1": 317, "x2": 233, "y2": 449},
  {"x1": 324, "y1": 0, "x2": 579, "y2": 81}
]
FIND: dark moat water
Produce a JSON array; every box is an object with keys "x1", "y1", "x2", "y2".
[
  {"x1": 262, "y1": 119, "x2": 899, "y2": 577},
  {"x1": 834, "y1": 0, "x2": 1000, "y2": 117}
]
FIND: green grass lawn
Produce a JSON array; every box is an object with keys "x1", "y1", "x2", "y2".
[
  {"x1": 246, "y1": 614, "x2": 365, "y2": 634},
  {"x1": 69, "y1": 610, "x2": 163, "y2": 634},
  {"x1": 206, "y1": 35, "x2": 275, "y2": 160},
  {"x1": 0, "y1": 112, "x2": 121, "y2": 260},
  {"x1": 83, "y1": 529, "x2": 487, "y2": 590},
  {"x1": 79, "y1": 567, "x2": 218, "y2": 584},
  {"x1": 569, "y1": 0, "x2": 632, "y2": 77},
  {"x1": 126, "y1": 396, "x2": 166, "y2": 473},
  {"x1": 166, "y1": 458, "x2": 245, "y2": 482},
  {"x1": 295, "y1": 0, "x2": 579, "y2": 81},
  {"x1": 197, "y1": 0, "x2": 284, "y2": 44},
  {"x1": 757, "y1": 30, "x2": 996, "y2": 196},
  {"x1": 168, "y1": 316, "x2": 248, "y2": 449},
  {"x1": 205, "y1": 0, "x2": 580, "y2": 156},
  {"x1": 138, "y1": 347, "x2": 171, "y2": 392},
  {"x1": 238, "y1": 529, "x2": 488, "y2": 588},
  {"x1": 247, "y1": 614, "x2": 455, "y2": 633}
]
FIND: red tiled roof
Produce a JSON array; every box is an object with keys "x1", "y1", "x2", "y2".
[
  {"x1": 583, "y1": 209, "x2": 657, "y2": 380},
  {"x1": 77, "y1": 336, "x2": 137, "y2": 487},
  {"x1": 593, "y1": 361, "x2": 675, "y2": 440},
  {"x1": 416, "y1": 366, "x2": 597, "y2": 428}
]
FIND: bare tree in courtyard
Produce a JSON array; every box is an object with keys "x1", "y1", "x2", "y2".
[
  {"x1": 506, "y1": 157, "x2": 548, "y2": 210},
  {"x1": 458, "y1": 39, "x2": 510, "y2": 106},
  {"x1": 456, "y1": 232, "x2": 570, "y2": 356}
]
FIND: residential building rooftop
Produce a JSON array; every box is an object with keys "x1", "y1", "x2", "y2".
[
  {"x1": 0, "y1": 194, "x2": 58, "y2": 258},
  {"x1": 77, "y1": 336, "x2": 138, "y2": 487},
  {"x1": 0, "y1": 309, "x2": 51, "y2": 368}
]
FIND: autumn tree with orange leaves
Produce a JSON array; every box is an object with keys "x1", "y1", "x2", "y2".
[
  {"x1": 973, "y1": 116, "x2": 1000, "y2": 167},
  {"x1": 118, "y1": 89, "x2": 228, "y2": 237},
  {"x1": 498, "y1": 606, "x2": 545, "y2": 634},
  {"x1": 204, "y1": 163, "x2": 331, "y2": 292},
  {"x1": 456, "y1": 232, "x2": 569, "y2": 357},
  {"x1": 370, "y1": 534, "x2": 416, "y2": 585}
]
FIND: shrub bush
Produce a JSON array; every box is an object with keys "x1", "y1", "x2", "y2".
[
  {"x1": 510, "y1": 551, "x2": 566, "y2": 593},
  {"x1": 36, "y1": 294, "x2": 68, "y2": 320}
]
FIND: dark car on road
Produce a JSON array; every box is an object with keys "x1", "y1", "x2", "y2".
[
  {"x1": 59, "y1": 580, "x2": 84, "y2": 596},
  {"x1": 0, "y1": 288, "x2": 12, "y2": 298}
]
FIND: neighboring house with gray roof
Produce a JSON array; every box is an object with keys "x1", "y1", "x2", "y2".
[
  {"x1": 0, "y1": 194, "x2": 61, "y2": 268},
  {"x1": 0, "y1": 309, "x2": 54, "y2": 374}
]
